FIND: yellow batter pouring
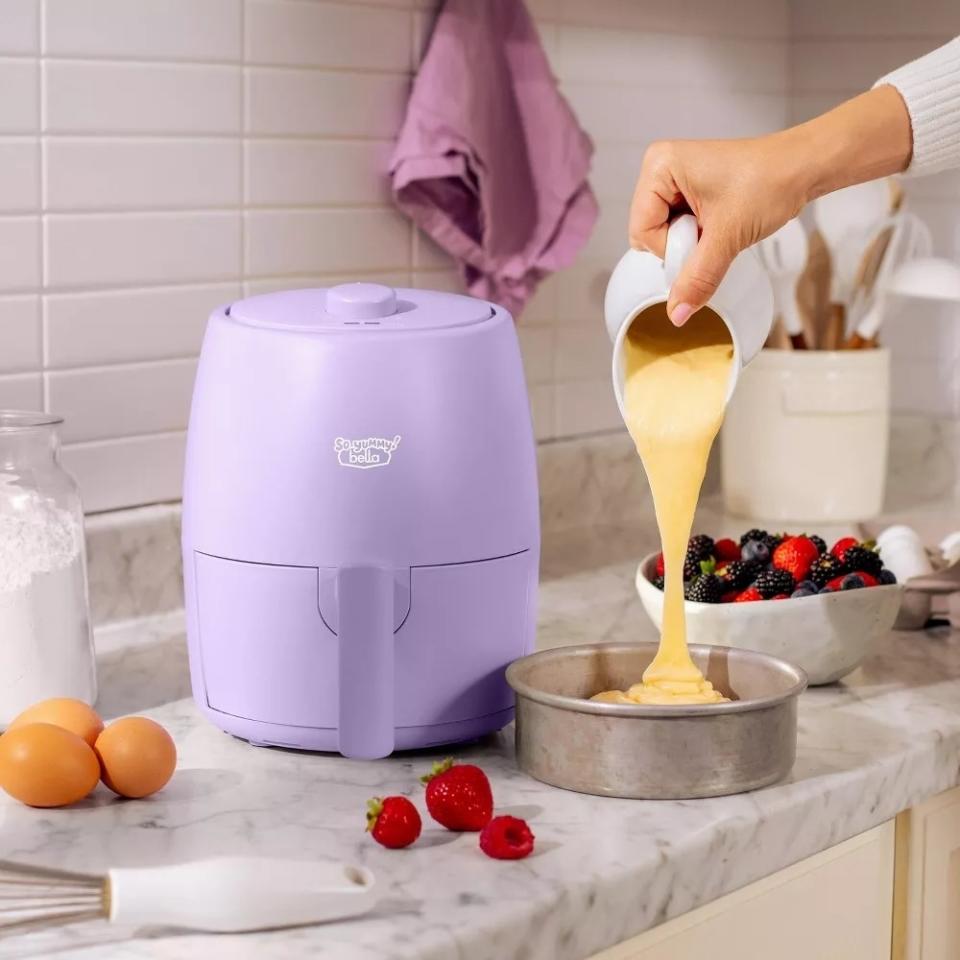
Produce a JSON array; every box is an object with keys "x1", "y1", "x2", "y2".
[{"x1": 592, "y1": 303, "x2": 733, "y2": 705}]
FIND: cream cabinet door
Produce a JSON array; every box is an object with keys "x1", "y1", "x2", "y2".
[
  {"x1": 894, "y1": 785, "x2": 960, "y2": 960},
  {"x1": 592, "y1": 821, "x2": 895, "y2": 960}
]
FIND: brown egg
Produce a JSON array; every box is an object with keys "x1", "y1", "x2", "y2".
[
  {"x1": 0, "y1": 723, "x2": 100, "y2": 807},
  {"x1": 95, "y1": 717, "x2": 176, "y2": 799},
  {"x1": 9, "y1": 698, "x2": 104, "y2": 747}
]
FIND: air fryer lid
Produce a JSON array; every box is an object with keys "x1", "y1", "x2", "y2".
[{"x1": 227, "y1": 283, "x2": 495, "y2": 332}]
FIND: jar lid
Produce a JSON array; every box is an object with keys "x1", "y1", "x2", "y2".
[{"x1": 227, "y1": 283, "x2": 494, "y2": 333}]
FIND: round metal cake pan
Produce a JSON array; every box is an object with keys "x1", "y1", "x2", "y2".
[{"x1": 506, "y1": 642, "x2": 807, "y2": 800}]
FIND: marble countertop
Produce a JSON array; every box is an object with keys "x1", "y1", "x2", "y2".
[{"x1": 5, "y1": 516, "x2": 960, "y2": 960}]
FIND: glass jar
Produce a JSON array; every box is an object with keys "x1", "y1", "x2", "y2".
[{"x1": 0, "y1": 411, "x2": 95, "y2": 726}]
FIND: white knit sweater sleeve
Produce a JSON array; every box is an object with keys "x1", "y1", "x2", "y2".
[{"x1": 875, "y1": 37, "x2": 960, "y2": 176}]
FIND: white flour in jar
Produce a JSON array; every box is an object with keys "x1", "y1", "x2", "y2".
[{"x1": 0, "y1": 475, "x2": 95, "y2": 726}]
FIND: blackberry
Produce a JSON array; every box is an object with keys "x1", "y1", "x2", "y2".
[
  {"x1": 652, "y1": 575, "x2": 665, "y2": 591},
  {"x1": 809, "y1": 534, "x2": 827, "y2": 555},
  {"x1": 685, "y1": 574, "x2": 723, "y2": 604},
  {"x1": 808, "y1": 554, "x2": 843, "y2": 587},
  {"x1": 684, "y1": 535, "x2": 715, "y2": 580},
  {"x1": 718, "y1": 559, "x2": 760, "y2": 590},
  {"x1": 739, "y1": 528, "x2": 768, "y2": 547},
  {"x1": 753, "y1": 567, "x2": 795, "y2": 599},
  {"x1": 839, "y1": 544, "x2": 883, "y2": 577}
]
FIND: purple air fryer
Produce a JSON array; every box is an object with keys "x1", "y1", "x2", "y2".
[{"x1": 182, "y1": 283, "x2": 540, "y2": 759}]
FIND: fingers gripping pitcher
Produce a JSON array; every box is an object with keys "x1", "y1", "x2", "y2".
[{"x1": 599, "y1": 216, "x2": 772, "y2": 705}]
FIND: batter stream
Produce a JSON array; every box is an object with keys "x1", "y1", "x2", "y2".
[{"x1": 593, "y1": 304, "x2": 734, "y2": 705}]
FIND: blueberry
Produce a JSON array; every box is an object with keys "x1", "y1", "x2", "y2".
[
  {"x1": 879, "y1": 569, "x2": 897, "y2": 585},
  {"x1": 840, "y1": 573, "x2": 865, "y2": 590},
  {"x1": 741, "y1": 540, "x2": 770, "y2": 565},
  {"x1": 796, "y1": 579, "x2": 818, "y2": 593},
  {"x1": 791, "y1": 586, "x2": 817, "y2": 599},
  {"x1": 819, "y1": 586, "x2": 835, "y2": 594}
]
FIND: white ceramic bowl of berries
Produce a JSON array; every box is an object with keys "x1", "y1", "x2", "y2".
[{"x1": 636, "y1": 531, "x2": 904, "y2": 685}]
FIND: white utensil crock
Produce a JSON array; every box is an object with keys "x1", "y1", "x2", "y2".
[
  {"x1": 721, "y1": 347, "x2": 890, "y2": 522},
  {"x1": 604, "y1": 214, "x2": 773, "y2": 420}
]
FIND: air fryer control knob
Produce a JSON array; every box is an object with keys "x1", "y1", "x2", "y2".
[{"x1": 326, "y1": 283, "x2": 397, "y2": 320}]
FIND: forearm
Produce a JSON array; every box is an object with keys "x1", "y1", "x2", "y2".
[{"x1": 775, "y1": 86, "x2": 913, "y2": 205}]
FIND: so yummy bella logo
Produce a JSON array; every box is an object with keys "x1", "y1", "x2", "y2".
[{"x1": 334, "y1": 435, "x2": 401, "y2": 470}]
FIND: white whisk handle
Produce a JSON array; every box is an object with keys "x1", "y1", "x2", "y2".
[{"x1": 108, "y1": 857, "x2": 377, "y2": 932}]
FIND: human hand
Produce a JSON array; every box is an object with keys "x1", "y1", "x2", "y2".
[
  {"x1": 629, "y1": 135, "x2": 806, "y2": 326},
  {"x1": 629, "y1": 86, "x2": 912, "y2": 326}
]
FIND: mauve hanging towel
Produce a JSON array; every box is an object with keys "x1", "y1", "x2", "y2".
[{"x1": 389, "y1": 0, "x2": 597, "y2": 315}]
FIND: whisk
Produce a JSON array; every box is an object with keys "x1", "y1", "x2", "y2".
[{"x1": 0, "y1": 856, "x2": 377, "y2": 935}]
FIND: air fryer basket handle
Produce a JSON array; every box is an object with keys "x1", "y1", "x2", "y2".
[{"x1": 336, "y1": 565, "x2": 395, "y2": 759}]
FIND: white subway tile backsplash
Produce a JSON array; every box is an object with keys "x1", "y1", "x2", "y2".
[
  {"x1": 527, "y1": 0, "x2": 559, "y2": 22},
  {"x1": 891, "y1": 358, "x2": 954, "y2": 419},
  {"x1": 0, "y1": 59, "x2": 38, "y2": 133},
  {"x1": 44, "y1": 0, "x2": 241, "y2": 62},
  {"x1": 412, "y1": 8, "x2": 440, "y2": 65},
  {"x1": 244, "y1": 208, "x2": 410, "y2": 276},
  {"x1": 0, "y1": 139, "x2": 38, "y2": 211},
  {"x1": 558, "y1": 29, "x2": 788, "y2": 93},
  {"x1": 45, "y1": 282, "x2": 239, "y2": 368},
  {"x1": 247, "y1": 1, "x2": 410, "y2": 71},
  {"x1": 555, "y1": 378, "x2": 623, "y2": 437},
  {"x1": 243, "y1": 272, "x2": 410, "y2": 297},
  {"x1": 44, "y1": 61, "x2": 241, "y2": 134},
  {"x1": 791, "y1": 38, "x2": 941, "y2": 94},
  {"x1": 0, "y1": 0, "x2": 38, "y2": 55},
  {"x1": 881, "y1": 299, "x2": 955, "y2": 363},
  {"x1": 564, "y1": 83, "x2": 788, "y2": 142},
  {"x1": 408, "y1": 268, "x2": 462, "y2": 294},
  {"x1": 0, "y1": 296, "x2": 40, "y2": 372},
  {"x1": 245, "y1": 68, "x2": 408, "y2": 137},
  {"x1": 908, "y1": 198, "x2": 960, "y2": 260},
  {"x1": 0, "y1": 216, "x2": 39, "y2": 291},
  {"x1": 61, "y1": 432, "x2": 186, "y2": 512},
  {"x1": 790, "y1": 0, "x2": 958, "y2": 39},
  {"x1": 17, "y1": 0, "x2": 958, "y2": 512},
  {"x1": 556, "y1": 260, "x2": 610, "y2": 324},
  {"x1": 245, "y1": 139, "x2": 392, "y2": 207},
  {"x1": 528, "y1": 383, "x2": 555, "y2": 441},
  {"x1": 0, "y1": 372, "x2": 41, "y2": 409},
  {"x1": 518, "y1": 326, "x2": 555, "y2": 384},
  {"x1": 788, "y1": 92, "x2": 843, "y2": 125},
  {"x1": 580, "y1": 202, "x2": 628, "y2": 263},
  {"x1": 412, "y1": 229, "x2": 456, "y2": 270},
  {"x1": 45, "y1": 212, "x2": 241, "y2": 289},
  {"x1": 559, "y1": 0, "x2": 790, "y2": 38},
  {"x1": 45, "y1": 139, "x2": 241, "y2": 211},
  {"x1": 48, "y1": 358, "x2": 197, "y2": 443},
  {"x1": 589, "y1": 142, "x2": 641, "y2": 202},
  {"x1": 555, "y1": 327, "x2": 612, "y2": 381},
  {"x1": 522, "y1": 273, "x2": 559, "y2": 324}
]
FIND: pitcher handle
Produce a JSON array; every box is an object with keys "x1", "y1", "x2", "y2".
[{"x1": 663, "y1": 214, "x2": 699, "y2": 288}]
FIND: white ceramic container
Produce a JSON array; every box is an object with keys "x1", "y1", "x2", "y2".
[
  {"x1": 604, "y1": 214, "x2": 773, "y2": 416},
  {"x1": 635, "y1": 553, "x2": 902, "y2": 685},
  {"x1": 721, "y1": 347, "x2": 890, "y2": 522}
]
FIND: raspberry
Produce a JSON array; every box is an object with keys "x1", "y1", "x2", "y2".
[{"x1": 479, "y1": 816, "x2": 534, "y2": 860}]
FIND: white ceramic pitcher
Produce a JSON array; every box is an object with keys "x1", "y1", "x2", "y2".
[{"x1": 604, "y1": 214, "x2": 773, "y2": 417}]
